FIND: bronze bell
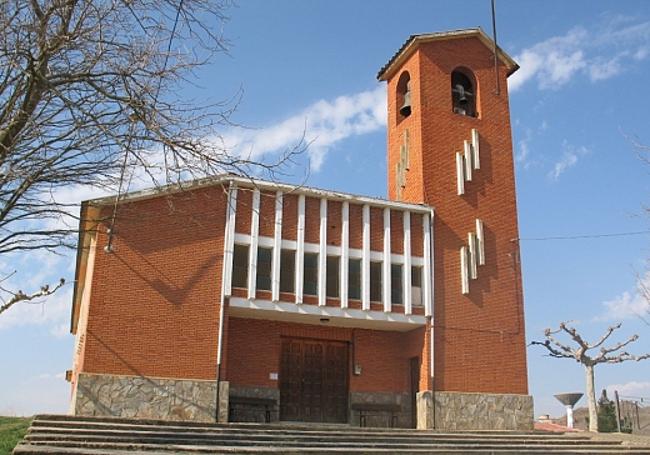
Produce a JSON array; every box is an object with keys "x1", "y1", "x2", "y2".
[
  {"x1": 455, "y1": 84, "x2": 468, "y2": 104},
  {"x1": 400, "y1": 84, "x2": 412, "y2": 117}
]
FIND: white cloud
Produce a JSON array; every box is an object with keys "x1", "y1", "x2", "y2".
[
  {"x1": 606, "y1": 381, "x2": 650, "y2": 399},
  {"x1": 516, "y1": 120, "x2": 548, "y2": 170},
  {"x1": 509, "y1": 20, "x2": 650, "y2": 92},
  {"x1": 548, "y1": 142, "x2": 590, "y2": 181},
  {"x1": 221, "y1": 86, "x2": 386, "y2": 171},
  {"x1": 588, "y1": 56, "x2": 623, "y2": 81},
  {"x1": 597, "y1": 271, "x2": 650, "y2": 322}
]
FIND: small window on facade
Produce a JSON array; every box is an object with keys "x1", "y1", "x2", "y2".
[
  {"x1": 280, "y1": 249, "x2": 295, "y2": 293},
  {"x1": 397, "y1": 71, "x2": 412, "y2": 120},
  {"x1": 256, "y1": 247, "x2": 272, "y2": 291},
  {"x1": 232, "y1": 244, "x2": 249, "y2": 289},
  {"x1": 451, "y1": 69, "x2": 476, "y2": 117},
  {"x1": 303, "y1": 253, "x2": 318, "y2": 296},
  {"x1": 391, "y1": 264, "x2": 403, "y2": 305},
  {"x1": 326, "y1": 256, "x2": 340, "y2": 298},
  {"x1": 348, "y1": 258, "x2": 362, "y2": 300},
  {"x1": 411, "y1": 266, "x2": 423, "y2": 307},
  {"x1": 370, "y1": 261, "x2": 382, "y2": 302}
]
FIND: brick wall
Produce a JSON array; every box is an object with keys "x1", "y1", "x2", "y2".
[
  {"x1": 80, "y1": 186, "x2": 228, "y2": 381},
  {"x1": 385, "y1": 36, "x2": 528, "y2": 395},
  {"x1": 225, "y1": 317, "x2": 425, "y2": 394}
]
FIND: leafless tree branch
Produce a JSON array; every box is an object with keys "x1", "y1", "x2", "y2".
[
  {"x1": 0, "y1": 0, "x2": 307, "y2": 316},
  {"x1": 0, "y1": 275, "x2": 65, "y2": 315}
]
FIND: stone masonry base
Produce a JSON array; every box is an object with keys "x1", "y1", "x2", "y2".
[
  {"x1": 417, "y1": 390, "x2": 534, "y2": 431},
  {"x1": 74, "y1": 373, "x2": 229, "y2": 423},
  {"x1": 74, "y1": 373, "x2": 532, "y2": 430}
]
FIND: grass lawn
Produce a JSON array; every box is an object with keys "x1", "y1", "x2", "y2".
[{"x1": 0, "y1": 417, "x2": 31, "y2": 455}]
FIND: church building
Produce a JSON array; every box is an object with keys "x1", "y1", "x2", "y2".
[{"x1": 68, "y1": 28, "x2": 533, "y2": 430}]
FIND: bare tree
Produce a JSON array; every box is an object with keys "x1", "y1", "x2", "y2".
[
  {"x1": 0, "y1": 0, "x2": 302, "y2": 315},
  {"x1": 531, "y1": 322, "x2": 650, "y2": 432},
  {"x1": 635, "y1": 271, "x2": 650, "y2": 326},
  {"x1": 631, "y1": 137, "x2": 650, "y2": 325}
]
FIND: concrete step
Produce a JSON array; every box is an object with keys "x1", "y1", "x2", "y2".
[
  {"x1": 29, "y1": 415, "x2": 565, "y2": 435},
  {"x1": 13, "y1": 441, "x2": 650, "y2": 454},
  {"x1": 13, "y1": 415, "x2": 650, "y2": 455},
  {"x1": 25, "y1": 426, "x2": 612, "y2": 445},
  {"x1": 22, "y1": 434, "x2": 636, "y2": 450},
  {"x1": 29, "y1": 417, "x2": 594, "y2": 441}
]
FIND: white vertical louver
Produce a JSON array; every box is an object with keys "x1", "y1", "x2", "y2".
[
  {"x1": 460, "y1": 246, "x2": 469, "y2": 295},
  {"x1": 468, "y1": 232, "x2": 478, "y2": 280},
  {"x1": 471, "y1": 129, "x2": 480, "y2": 170},
  {"x1": 456, "y1": 152, "x2": 465, "y2": 196},
  {"x1": 476, "y1": 218, "x2": 485, "y2": 266},
  {"x1": 457, "y1": 129, "x2": 481, "y2": 196},
  {"x1": 464, "y1": 140, "x2": 473, "y2": 182}
]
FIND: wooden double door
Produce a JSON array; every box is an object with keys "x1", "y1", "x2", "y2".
[{"x1": 279, "y1": 338, "x2": 349, "y2": 423}]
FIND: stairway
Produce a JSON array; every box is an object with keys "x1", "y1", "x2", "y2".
[{"x1": 13, "y1": 414, "x2": 650, "y2": 454}]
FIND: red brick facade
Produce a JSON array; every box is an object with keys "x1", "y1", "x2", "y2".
[
  {"x1": 70, "y1": 30, "x2": 528, "y2": 425},
  {"x1": 384, "y1": 35, "x2": 528, "y2": 394}
]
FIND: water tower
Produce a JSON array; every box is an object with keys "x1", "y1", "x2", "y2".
[{"x1": 554, "y1": 392, "x2": 583, "y2": 429}]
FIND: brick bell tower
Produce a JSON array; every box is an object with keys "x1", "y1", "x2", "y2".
[{"x1": 378, "y1": 29, "x2": 532, "y2": 429}]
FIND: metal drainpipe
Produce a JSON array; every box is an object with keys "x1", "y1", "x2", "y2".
[{"x1": 428, "y1": 208, "x2": 436, "y2": 428}]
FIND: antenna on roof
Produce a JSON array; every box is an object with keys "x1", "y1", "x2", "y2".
[{"x1": 491, "y1": 0, "x2": 501, "y2": 95}]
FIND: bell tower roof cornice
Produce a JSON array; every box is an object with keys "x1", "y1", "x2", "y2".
[{"x1": 377, "y1": 27, "x2": 519, "y2": 81}]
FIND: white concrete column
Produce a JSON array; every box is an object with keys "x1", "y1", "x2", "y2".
[
  {"x1": 361, "y1": 204, "x2": 370, "y2": 311},
  {"x1": 223, "y1": 185, "x2": 238, "y2": 297},
  {"x1": 403, "y1": 211, "x2": 412, "y2": 315},
  {"x1": 423, "y1": 213, "x2": 433, "y2": 317},
  {"x1": 271, "y1": 191, "x2": 283, "y2": 302},
  {"x1": 295, "y1": 194, "x2": 305, "y2": 304},
  {"x1": 318, "y1": 198, "x2": 327, "y2": 306},
  {"x1": 383, "y1": 208, "x2": 392, "y2": 313},
  {"x1": 247, "y1": 189, "x2": 260, "y2": 300},
  {"x1": 340, "y1": 202, "x2": 349, "y2": 309}
]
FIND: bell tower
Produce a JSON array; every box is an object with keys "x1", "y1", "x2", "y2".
[{"x1": 378, "y1": 29, "x2": 531, "y2": 427}]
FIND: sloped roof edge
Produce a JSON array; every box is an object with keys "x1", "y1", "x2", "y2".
[{"x1": 377, "y1": 27, "x2": 519, "y2": 81}]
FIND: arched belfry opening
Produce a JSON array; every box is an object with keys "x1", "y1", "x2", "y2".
[
  {"x1": 397, "y1": 71, "x2": 412, "y2": 121},
  {"x1": 451, "y1": 68, "x2": 477, "y2": 117}
]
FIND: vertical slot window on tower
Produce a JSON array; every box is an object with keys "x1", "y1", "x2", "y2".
[
  {"x1": 391, "y1": 264, "x2": 403, "y2": 305},
  {"x1": 451, "y1": 68, "x2": 477, "y2": 117},
  {"x1": 411, "y1": 266, "x2": 423, "y2": 306},
  {"x1": 370, "y1": 261, "x2": 382, "y2": 302},
  {"x1": 303, "y1": 253, "x2": 318, "y2": 296},
  {"x1": 326, "y1": 256, "x2": 340, "y2": 298},
  {"x1": 232, "y1": 244, "x2": 249, "y2": 289},
  {"x1": 279, "y1": 249, "x2": 295, "y2": 293},
  {"x1": 256, "y1": 247, "x2": 272, "y2": 291},
  {"x1": 348, "y1": 258, "x2": 362, "y2": 300}
]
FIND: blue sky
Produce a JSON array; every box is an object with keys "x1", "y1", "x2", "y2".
[{"x1": 2, "y1": 0, "x2": 650, "y2": 419}]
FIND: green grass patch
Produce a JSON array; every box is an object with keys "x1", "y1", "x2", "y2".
[{"x1": 0, "y1": 417, "x2": 32, "y2": 455}]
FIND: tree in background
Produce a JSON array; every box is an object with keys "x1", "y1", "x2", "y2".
[
  {"x1": 532, "y1": 322, "x2": 650, "y2": 432},
  {"x1": 597, "y1": 389, "x2": 618, "y2": 432},
  {"x1": 0, "y1": 0, "x2": 302, "y2": 316}
]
